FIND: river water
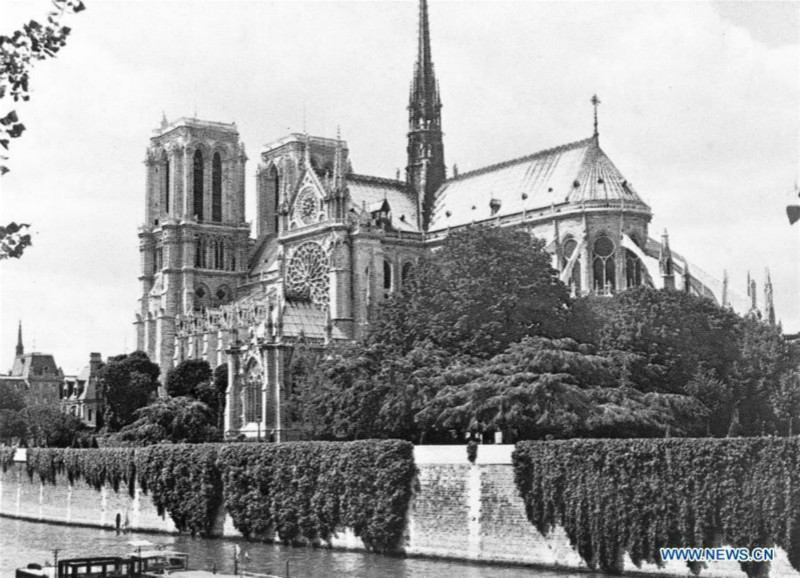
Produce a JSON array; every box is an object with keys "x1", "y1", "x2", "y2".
[{"x1": 0, "y1": 516, "x2": 600, "y2": 578}]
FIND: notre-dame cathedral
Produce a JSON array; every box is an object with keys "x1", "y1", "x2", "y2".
[{"x1": 135, "y1": 0, "x2": 776, "y2": 440}]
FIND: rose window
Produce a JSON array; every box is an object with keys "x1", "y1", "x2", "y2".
[
  {"x1": 285, "y1": 242, "x2": 329, "y2": 306},
  {"x1": 296, "y1": 187, "x2": 318, "y2": 226}
]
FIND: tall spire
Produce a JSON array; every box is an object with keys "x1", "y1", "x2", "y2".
[
  {"x1": 659, "y1": 229, "x2": 675, "y2": 290},
  {"x1": 722, "y1": 269, "x2": 729, "y2": 307},
  {"x1": 406, "y1": 0, "x2": 446, "y2": 230},
  {"x1": 15, "y1": 320, "x2": 23, "y2": 357},
  {"x1": 764, "y1": 268, "x2": 776, "y2": 326}
]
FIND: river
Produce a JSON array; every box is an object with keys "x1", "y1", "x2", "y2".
[{"x1": 0, "y1": 516, "x2": 601, "y2": 578}]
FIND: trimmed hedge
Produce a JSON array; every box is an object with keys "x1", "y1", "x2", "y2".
[
  {"x1": 218, "y1": 440, "x2": 416, "y2": 552},
  {"x1": 0, "y1": 446, "x2": 16, "y2": 472},
  {"x1": 27, "y1": 448, "x2": 136, "y2": 495},
  {"x1": 513, "y1": 438, "x2": 800, "y2": 576},
  {"x1": 135, "y1": 444, "x2": 223, "y2": 536},
  {"x1": 22, "y1": 440, "x2": 416, "y2": 550}
]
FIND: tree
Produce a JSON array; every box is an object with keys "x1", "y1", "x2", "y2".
[
  {"x1": 371, "y1": 225, "x2": 570, "y2": 359},
  {"x1": 772, "y1": 371, "x2": 800, "y2": 436},
  {"x1": 0, "y1": 381, "x2": 26, "y2": 412},
  {"x1": 166, "y1": 359, "x2": 212, "y2": 398},
  {"x1": 731, "y1": 317, "x2": 791, "y2": 436},
  {"x1": 98, "y1": 351, "x2": 159, "y2": 431},
  {"x1": 570, "y1": 288, "x2": 742, "y2": 395},
  {"x1": 0, "y1": 409, "x2": 27, "y2": 442},
  {"x1": 23, "y1": 406, "x2": 84, "y2": 447},
  {"x1": 417, "y1": 337, "x2": 708, "y2": 441},
  {"x1": 685, "y1": 365, "x2": 733, "y2": 436},
  {"x1": 117, "y1": 397, "x2": 221, "y2": 445},
  {"x1": 1, "y1": 0, "x2": 85, "y2": 258},
  {"x1": 211, "y1": 363, "x2": 228, "y2": 431}
]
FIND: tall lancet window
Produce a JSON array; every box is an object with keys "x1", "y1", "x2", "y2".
[
  {"x1": 592, "y1": 236, "x2": 616, "y2": 294},
  {"x1": 562, "y1": 238, "x2": 581, "y2": 295},
  {"x1": 164, "y1": 159, "x2": 170, "y2": 215},
  {"x1": 212, "y1": 152, "x2": 222, "y2": 222},
  {"x1": 272, "y1": 167, "x2": 280, "y2": 233},
  {"x1": 626, "y1": 250, "x2": 643, "y2": 288},
  {"x1": 193, "y1": 149, "x2": 204, "y2": 221}
]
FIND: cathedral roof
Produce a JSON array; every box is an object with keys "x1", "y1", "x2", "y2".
[
  {"x1": 428, "y1": 136, "x2": 650, "y2": 232},
  {"x1": 347, "y1": 174, "x2": 420, "y2": 232}
]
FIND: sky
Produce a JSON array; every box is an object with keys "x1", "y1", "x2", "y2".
[{"x1": 0, "y1": 0, "x2": 798, "y2": 373}]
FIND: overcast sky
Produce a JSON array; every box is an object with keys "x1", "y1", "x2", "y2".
[{"x1": 1, "y1": 0, "x2": 798, "y2": 373}]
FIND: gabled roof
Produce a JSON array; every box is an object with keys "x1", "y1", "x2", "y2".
[
  {"x1": 428, "y1": 136, "x2": 650, "y2": 231},
  {"x1": 347, "y1": 174, "x2": 420, "y2": 232}
]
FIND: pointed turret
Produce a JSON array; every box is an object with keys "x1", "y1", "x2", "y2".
[
  {"x1": 406, "y1": 0, "x2": 446, "y2": 231},
  {"x1": 659, "y1": 229, "x2": 675, "y2": 290},
  {"x1": 15, "y1": 320, "x2": 23, "y2": 357},
  {"x1": 763, "y1": 269, "x2": 776, "y2": 326},
  {"x1": 722, "y1": 269, "x2": 729, "y2": 307},
  {"x1": 683, "y1": 261, "x2": 692, "y2": 294}
]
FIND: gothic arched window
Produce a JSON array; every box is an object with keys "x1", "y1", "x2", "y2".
[
  {"x1": 401, "y1": 262, "x2": 414, "y2": 286},
  {"x1": 625, "y1": 249, "x2": 642, "y2": 288},
  {"x1": 244, "y1": 360, "x2": 263, "y2": 424},
  {"x1": 270, "y1": 166, "x2": 280, "y2": 233},
  {"x1": 592, "y1": 235, "x2": 615, "y2": 294},
  {"x1": 212, "y1": 152, "x2": 222, "y2": 222},
  {"x1": 562, "y1": 238, "x2": 581, "y2": 295},
  {"x1": 195, "y1": 236, "x2": 206, "y2": 268},
  {"x1": 193, "y1": 149, "x2": 204, "y2": 221},
  {"x1": 383, "y1": 260, "x2": 393, "y2": 292}
]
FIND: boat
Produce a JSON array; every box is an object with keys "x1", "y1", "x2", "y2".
[{"x1": 16, "y1": 544, "x2": 284, "y2": 578}]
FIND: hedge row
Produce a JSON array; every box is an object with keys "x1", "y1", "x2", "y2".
[
  {"x1": 513, "y1": 438, "x2": 800, "y2": 576},
  {"x1": 24, "y1": 440, "x2": 416, "y2": 551},
  {"x1": 0, "y1": 446, "x2": 15, "y2": 472},
  {"x1": 218, "y1": 440, "x2": 416, "y2": 552}
]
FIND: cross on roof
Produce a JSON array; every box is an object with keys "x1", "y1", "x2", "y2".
[{"x1": 591, "y1": 94, "x2": 601, "y2": 138}]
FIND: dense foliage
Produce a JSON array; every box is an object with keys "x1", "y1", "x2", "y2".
[
  {"x1": 135, "y1": 444, "x2": 223, "y2": 536},
  {"x1": 0, "y1": 446, "x2": 16, "y2": 472},
  {"x1": 23, "y1": 406, "x2": 85, "y2": 447},
  {"x1": 513, "y1": 438, "x2": 800, "y2": 576},
  {"x1": 217, "y1": 440, "x2": 416, "y2": 552},
  {"x1": 166, "y1": 359, "x2": 212, "y2": 398},
  {"x1": 418, "y1": 337, "x2": 708, "y2": 441},
  {"x1": 98, "y1": 351, "x2": 160, "y2": 431},
  {"x1": 0, "y1": 381, "x2": 26, "y2": 411},
  {"x1": 372, "y1": 226, "x2": 569, "y2": 358},
  {"x1": 117, "y1": 397, "x2": 221, "y2": 445},
  {"x1": 20, "y1": 441, "x2": 416, "y2": 548},
  {"x1": 26, "y1": 447, "x2": 135, "y2": 495},
  {"x1": 0, "y1": 408, "x2": 27, "y2": 442},
  {"x1": 570, "y1": 289, "x2": 798, "y2": 437}
]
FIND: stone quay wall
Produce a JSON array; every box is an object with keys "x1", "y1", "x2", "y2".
[{"x1": 3, "y1": 446, "x2": 799, "y2": 577}]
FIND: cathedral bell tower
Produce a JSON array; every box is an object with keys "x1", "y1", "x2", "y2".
[
  {"x1": 135, "y1": 117, "x2": 250, "y2": 376},
  {"x1": 406, "y1": 0, "x2": 446, "y2": 231}
]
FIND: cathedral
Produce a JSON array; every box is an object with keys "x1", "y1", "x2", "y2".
[{"x1": 135, "y1": 0, "x2": 775, "y2": 440}]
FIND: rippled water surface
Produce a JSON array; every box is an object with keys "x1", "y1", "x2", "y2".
[{"x1": 0, "y1": 516, "x2": 603, "y2": 578}]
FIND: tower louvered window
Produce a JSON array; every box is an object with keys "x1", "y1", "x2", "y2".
[
  {"x1": 212, "y1": 152, "x2": 222, "y2": 222},
  {"x1": 164, "y1": 160, "x2": 170, "y2": 215},
  {"x1": 193, "y1": 150, "x2": 204, "y2": 221}
]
